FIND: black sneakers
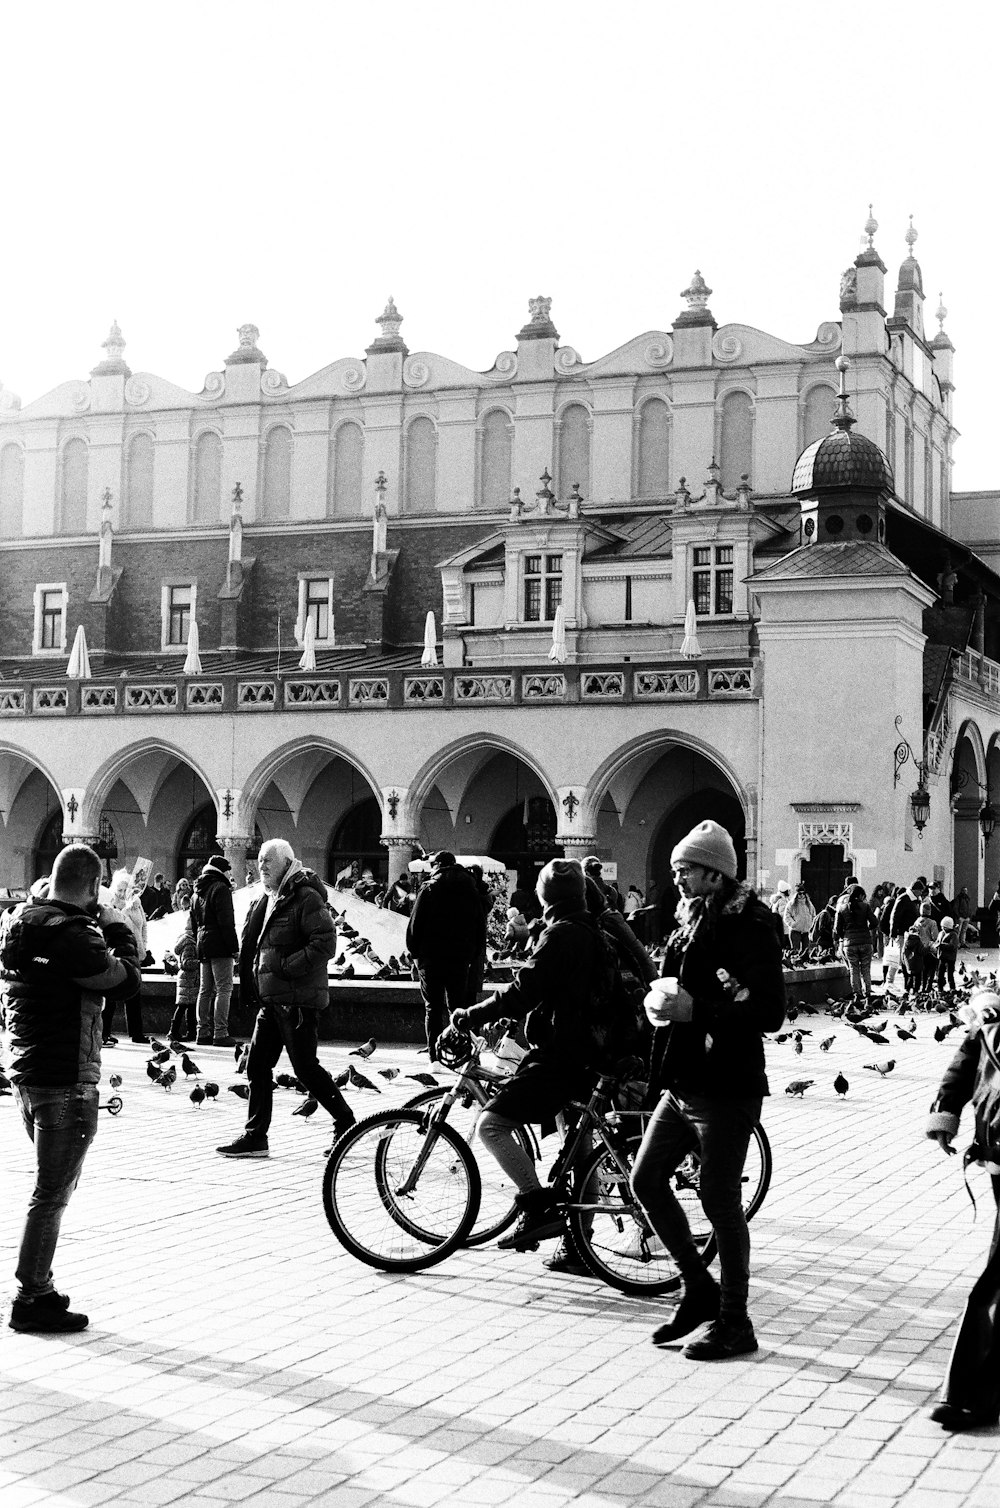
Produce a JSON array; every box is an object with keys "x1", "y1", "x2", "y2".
[
  {"x1": 216, "y1": 1133, "x2": 269, "y2": 1158},
  {"x1": 684, "y1": 1317, "x2": 758, "y2": 1360},
  {"x1": 10, "y1": 1292, "x2": 88, "y2": 1333},
  {"x1": 323, "y1": 1113, "x2": 358, "y2": 1156},
  {"x1": 652, "y1": 1277, "x2": 721, "y2": 1344},
  {"x1": 497, "y1": 1189, "x2": 563, "y2": 1250}
]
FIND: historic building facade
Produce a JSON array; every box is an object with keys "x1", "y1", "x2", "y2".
[{"x1": 1, "y1": 212, "x2": 997, "y2": 912}]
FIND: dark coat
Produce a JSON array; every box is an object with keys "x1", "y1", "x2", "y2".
[
  {"x1": 465, "y1": 901, "x2": 612, "y2": 1073},
  {"x1": 405, "y1": 865, "x2": 487, "y2": 963},
  {"x1": 191, "y1": 869, "x2": 238, "y2": 960},
  {"x1": 930, "y1": 1020, "x2": 1000, "y2": 1168},
  {"x1": 834, "y1": 891, "x2": 876, "y2": 949},
  {"x1": 650, "y1": 883, "x2": 786, "y2": 1101},
  {"x1": 239, "y1": 863, "x2": 335, "y2": 1012},
  {"x1": 2, "y1": 900, "x2": 141, "y2": 1086},
  {"x1": 890, "y1": 890, "x2": 921, "y2": 939}
]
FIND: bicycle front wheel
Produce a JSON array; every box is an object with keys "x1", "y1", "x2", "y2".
[
  {"x1": 403, "y1": 1087, "x2": 534, "y2": 1245},
  {"x1": 322, "y1": 1110, "x2": 481, "y2": 1272}
]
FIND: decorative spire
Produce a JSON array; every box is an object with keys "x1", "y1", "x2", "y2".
[
  {"x1": 376, "y1": 297, "x2": 403, "y2": 341},
  {"x1": 904, "y1": 215, "x2": 918, "y2": 256},
  {"x1": 864, "y1": 204, "x2": 879, "y2": 250},
  {"x1": 936, "y1": 293, "x2": 948, "y2": 332},
  {"x1": 228, "y1": 483, "x2": 244, "y2": 567},
  {"x1": 674, "y1": 271, "x2": 716, "y2": 329},
  {"x1": 90, "y1": 319, "x2": 131, "y2": 378},
  {"x1": 831, "y1": 356, "x2": 856, "y2": 433}
]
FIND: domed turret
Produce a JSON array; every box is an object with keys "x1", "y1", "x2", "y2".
[{"x1": 791, "y1": 358, "x2": 894, "y2": 547}]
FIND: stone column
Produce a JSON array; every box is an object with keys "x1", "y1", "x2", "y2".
[
  {"x1": 557, "y1": 834, "x2": 598, "y2": 860},
  {"x1": 382, "y1": 835, "x2": 419, "y2": 886},
  {"x1": 220, "y1": 835, "x2": 252, "y2": 886}
]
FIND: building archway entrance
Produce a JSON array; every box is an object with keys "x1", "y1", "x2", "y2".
[
  {"x1": 952, "y1": 724, "x2": 986, "y2": 909},
  {"x1": 800, "y1": 843, "x2": 851, "y2": 913},
  {"x1": 328, "y1": 797, "x2": 386, "y2": 886},
  {"x1": 490, "y1": 797, "x2": 563, "y2": 891},
  {"x1": 648, "y1": 785, "x2": 746, "y2": 934}
]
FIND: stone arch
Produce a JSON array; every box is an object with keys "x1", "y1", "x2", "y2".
[
  {"x1": 241, "y1": 737, "x2": 383, "y2": 824},
  {"x1": 953, "y1": 719, "x2": 988, "y2": 907},
  {"x1": 952, "y1": 719, "x2": 987, "y2": 790},
  {"x1": 586, "y1": 729, "x2": 751, "y2": 835},
  {"x1": 407, "y1": 733, "x2": 558, "y2": 828},
  {"x1": 84, "y1": 737, "x2": 218, "y2": 834}
]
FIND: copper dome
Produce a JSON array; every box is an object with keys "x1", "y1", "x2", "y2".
[{"x1": 792, "y1": 426, "x2": 894, "y2": 496}]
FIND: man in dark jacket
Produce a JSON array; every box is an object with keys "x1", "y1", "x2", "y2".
[
  {"x1": 630, "y1": 820, "x2": 785, "y2": 1362},
  {"x1": 3, "y1": 843, "x2": 140, "y2": 1333},
  {"x1": 406, "y1": 851, "x2": 487, "y2": 1059},
  {"x1": 141, "y1": 873, "x2": 173, "y2": 920},
  {"x1": 217, "y1": 839, "x2": 354, "y2": 1159},
  {"x1": 889, "y1": 877, "x2": 927, "y2": 943},
  {"x1": 451, "y1": 858, "x2": 615, "y2": 1249},
  {"x1": 191, "y1": 854, "x2": 239, "y2": 1046}
]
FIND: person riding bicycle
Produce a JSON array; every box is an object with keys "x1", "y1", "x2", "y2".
[
  {"x1": 450, "y1": 857, "x2": 619, "y2": 1252},
  {"x1": 630, "y1": 820, "x2": 785, "y2": 1361}
]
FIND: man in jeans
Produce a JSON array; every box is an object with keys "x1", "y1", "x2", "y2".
[
  {"x1": 2, "y1": 843, "x2": 141, "y2": 1333},
  {"x1": 630, "y1": 821, "x2": 785, "y2": 1360},
  {"x1": 217, "y1": 839, "x2": 354, "y2": 1159},
  {"x1": 191, "y1": 854, "x2": 238, "y2": 1046}
]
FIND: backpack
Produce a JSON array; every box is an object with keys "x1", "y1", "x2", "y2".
[
  {"x1": 902, "y1": 927, "x2": 925, "y2": 966},
  {"x1": 591, "y1": 918, "x2": 651, "y2": 1070}
]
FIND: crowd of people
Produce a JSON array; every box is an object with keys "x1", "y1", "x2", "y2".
[{"x1": 5, "y1": 832, "x2": 1000, "y2": 1430}]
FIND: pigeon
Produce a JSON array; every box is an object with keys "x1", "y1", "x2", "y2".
[
  {"x1": 146, "y1": 1059, "x2": 163, "y2": 1082},
  {"x1": 149, "y1": 1038, "x2": 168, "y2": 1054},
  {"x1": 834, "y1": 1072, "x2": 849, "y2": 1097},
  {"x1": 157, "y1": 1064, "x2": 177, "y2": 1091},
  {"x1": 794, "y1": 1039, "x2": 804, "y2": 1055},
  {"x1": 819, "y1": 1036, "x2": 836, "y2": 1052},
  {"x1": 339, "y1": 923, "x2": 359, "y2": 939},
  {"x1": 407, "y1": 1072, "x2": 439, "y2": 1087},
  {"x1": 896, "y1": 1027, "x2": 916, "y2": 1042},
  {"x1": 341, "y1": 964, "x2": 355, "y2": 978},
  {"x1": 180, "y1": 1054, "x2": 201, "y2": 1078},
  {"x1": 774, "y1": 1033, "x2": 792, "y2": 1044},
  {"x1": 786, "y1": 1007, "x2": 799, "y2": 1023},
  {"x1": 234, "y1": 1043, "x2": 245, "y2": 1063},
  {"x1": 151, "y1": 1048, "x2": 172, "y2": 1065},
  {"x1": 332, "y1": 1069, "x2": 350, "y2": 1088},
  {"x1": 190, "y1": 1084, "x2": 206, "y2": 1107},
  {"x1": 347, "y1": 1064, "x2": 381, "y2": 1092},
  {"x1": 935, "y1": 1021, "x2": 960, "y2": 1042},
  {"x1": 169, "y1": 1039, "x2": 191, "y2": 1054},
  {"x1": 863, "y1": 1032, "x2": 890, "y2": 1046},
  {"x1": 228, "y1": 1083, "x2": 250, "y2": 1099},
  {"x1": 350, "y1": 1039, "x2": 377, "y2": 1059},
  {"x1": 203, "y1": 1082, "x2": 219, "y2": 1100},
  {"x1": 785, "y1": 1080, "x2": 814, "y2": 1097},
  {"x1": 864, "y1": 1060, "x2": 896, "y2": 1075},
  {"x1": 235, "y1": 1046, "x2": 250, "y2": 1076},
  {"x1": 377, "y1": 1068, "x2": 400, "y2": 1081},
  {"x1": 275, "y1": 1073, "x2": 305, "y2": 1092},
  {"x1": 293, "y1": 1096, "x2": 319, "y2": 1118}
]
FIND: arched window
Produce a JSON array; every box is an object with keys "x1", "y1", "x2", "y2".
[
  {"x1": 557, "y1": 403, "x2": 590, "y2": 501},
  {"x1": 0, "y1": 443, "x2": 25, "y2": 539},
  {"x1": 125, "y1": 433, "x2": 154, "y2": 528},
  {"x1": 802, "y1": 386, "x2": 835, "y2": 449},
  {"x1": 719, "y1": 392, "x2": 753, "y2": 493},
  {"x1": 60, "y1": 438, "x2": 88, "y2": 534},
  {"x1": 479, "y1": 409, "x2": 512, "y2": 511},
  {"x1": 404, "y1": 416, "x2": 437, "y2": 513},
  {"x1": 192, "y1": 432, "x2": 222, "y2": 523},
  {"x1": 636, "y1": 399, "x2": 671, "y2": 499},
  {"x1": 261, "y1": 426, "x2": 292, "y2": 520},
  {"x1": 331, "y1": 421, "x2": 364, "y2": 517}
]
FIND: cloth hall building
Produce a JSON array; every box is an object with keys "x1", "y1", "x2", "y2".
[{"x1": 1, "y1": 214, "x2": 998, "y2": 914}]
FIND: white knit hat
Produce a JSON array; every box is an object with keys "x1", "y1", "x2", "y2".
[{"x1": 670, "y1": 820, "x2": 738, "y2": 881}]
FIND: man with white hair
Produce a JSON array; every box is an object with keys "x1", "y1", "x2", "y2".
[{"x1": 217, "y1": 839, "x2": 354, "y2": 1159}]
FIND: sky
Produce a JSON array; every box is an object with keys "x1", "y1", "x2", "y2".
[{"x1": 0, "y1": 0, "x2": 995, "y2": 489}]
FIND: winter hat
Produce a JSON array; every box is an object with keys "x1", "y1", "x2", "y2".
[
  {"x1": 202, "y1": 854, "x2": 231, "y2": 875},
  {"x1": 582, "y1": 855, "x2": 603, "y2": 874},
  {"x1": 941, "y1": 915, "x2": 955, "y2": 930},
  {"x1": 430, "y1": 850, "x2": 456, "y2": 871},
  {"x1": 671, "y1": 820, "x2": 738, "y2": 881},
  {"x1": 776, "y1": 880, "x2": 791, "y2": 894},
  {"x1": 536, "y1": 859, "x2": 586, "y2": 908}
]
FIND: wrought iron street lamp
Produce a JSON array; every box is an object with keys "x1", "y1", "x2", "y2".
[{"x1": 894, "y1": 716, "x2": 930, "y2": 837}]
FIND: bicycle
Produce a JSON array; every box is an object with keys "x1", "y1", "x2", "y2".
[{"x1": 322, "y1": 1031, "x2": 772, "y2": 1291}]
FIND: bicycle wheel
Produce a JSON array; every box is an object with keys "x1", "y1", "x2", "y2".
[
  {"x1": 322, "y1": 1109, "x2": 480, "y2": 1272},
  {"x1": 569, "y1": 1140, "x2": 690, "y2": 1295},
  {"x1": 742, "y1": 1121, "x2": 772, "y2": 1219},
  {"x1": 403, "y1": 1087, "x2": 534, "y2": 1245}
]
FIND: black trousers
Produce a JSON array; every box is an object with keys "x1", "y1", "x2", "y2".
[
  {"x1": 245, "y1": 1004, "x2": 352, "y2": 1138},
  {"x1": 102, "y1": 990, "x2": 145, "y2": 1042},
  {"x1": 941, "y1": 1173, "x2": 1000, "y2": 1413},
  {"x1": 417, "y1": 958, "x2": 471, "y2": 1055}
]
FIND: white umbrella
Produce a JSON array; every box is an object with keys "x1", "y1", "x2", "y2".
[
  {"x1": 547, "y1": 603, "x2": 567, "y2": 663},
  {"x1": 66, "y1": 624, "x2": 91, "y2": 680},
  {"x1": 183, "y1": 619, "x2": 202, "y2": 676},
  {"x1": 680, "y1": 599, "x2": 702, "y2": 659},
  {"x1": 421, "y1": 611, "x2": 438, "y2": 667},
  {"x1": 298, "y1": 615, "x2": 317, "y2": 671}
]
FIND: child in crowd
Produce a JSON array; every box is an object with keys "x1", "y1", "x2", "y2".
[
  {"x1": 168, "y1": 913, "x2": 199, "y2": 1040},
  {"x1": 936, "y1": 914, "x2": 959, "y2": 993}
]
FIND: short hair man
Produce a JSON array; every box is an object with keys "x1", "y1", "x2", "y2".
[
  {"x1": 3, "y1": 843, "x2": 141, "y2": 1332},
  {"x1": 630, "y1": 820, "x2": 785, "y2": 1361},
  {"x1": 405, "y1": 851, "x2": 487, "y2": 1059},
  {"x1": 217, "y1": 839, "x2": 354, "y2": 1159}
]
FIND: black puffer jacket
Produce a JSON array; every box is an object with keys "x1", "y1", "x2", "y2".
[
  {"x1": 191, "y1": 868, "x2": 238, "y2": 960},
  {"x1": 2, "y1": 900, "x2": 141, "y2": 1086},
  {"x1": 406, "y1": 865, "x2": 487, "y2": 963},
  {"x1": 651, "y1": 882, "x2": 786, "y2": 1101},
  {"x1": 929, "y1": 1018, "x2": 1000, "y2": 1171},
  {"x1": 239, "y1": 863, "x2": 335, "y2": 1012}
]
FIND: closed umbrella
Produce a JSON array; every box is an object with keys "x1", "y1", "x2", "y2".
[
  {"x1": 680, "y1": 599, "x2": 702, "y2": 659},
  {"x1": 547, "y1": 604, "x2": 567, "y2": 664},
  {"x1": 66, "y1": 624, "x2": 91, "y2": 680},
  {"x1": 299, "y1": 615, "x2": 317, "y2": 671},
  {"x1": 183, "y1": 619, "x2": 202, "y2": 676},
  {"x1": 421, "y1": 611, "x2": 438, "y2": 668}
]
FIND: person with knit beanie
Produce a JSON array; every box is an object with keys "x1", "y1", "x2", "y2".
[
  {"x1": 450, "y1": 858, "x2": 618, "y2": 1251},
  {"x1": 630, "y1": 820, "x2": 785, "y2": 1361}
]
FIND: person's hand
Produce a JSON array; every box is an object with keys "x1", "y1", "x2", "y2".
[
  {"x1": 95, "y1": 903, "x2": 123, "y2": 931},
  {"x1": 450, "y1": 1009, "x2": 471, "y2": 1032},
  {"x1": 929, "y1": 1130, "x2": 956, "y2": 1156},
  {"x1": 644, "y1": 978, "x2": 694, "y2": 1025}
]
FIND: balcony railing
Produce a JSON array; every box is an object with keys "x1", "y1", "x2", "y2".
[
  {"x1": 0, "y1": 657, "x2": 759, "y2": 718},
  {"x1": 954, "y1": 648, "x2": 1000, "y2": 698}
]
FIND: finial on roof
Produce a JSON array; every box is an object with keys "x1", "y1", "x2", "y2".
[
  {"x1": 682, "y1": 270, "x2": 712, "y2": 312},
  {"x1": 517, "y1": 296, "x2": 559, "y2": 342},
  {"x1": 376, "y1": 297, "x2": 403, "y2": 340},
  {"x1": 225, "y1": 324, "x2": 268, "y2": 366},
  {"x1": 936, "y1": 292, "x2": 948, "y2": 331},
  {"x1": 90, "y1": 318, "x2": 131, "y2": 378},
  {"x1": 864, "y1": 204, "x2": 878, "y2": 250},
  {"x1": 831, "y1": 355, "x2": 856, "y2": 433},
  {"x1": 905, "y1": 216, "x2": 918, "y2": 255}
]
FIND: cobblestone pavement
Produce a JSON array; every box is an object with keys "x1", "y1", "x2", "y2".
[{"x1": 3, "y1": 986, "x2": 1000, "y2": 1508}]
